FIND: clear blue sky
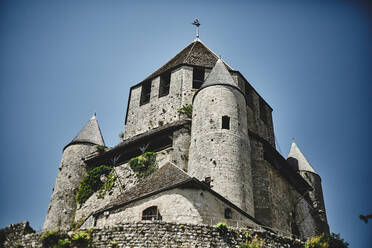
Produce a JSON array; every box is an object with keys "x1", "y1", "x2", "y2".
[{"x1": 0, "y1": 0, "x2": 371, "y2": 247}]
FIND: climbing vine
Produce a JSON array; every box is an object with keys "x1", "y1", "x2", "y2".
[
  {"x1": 97, "y1": 171, "x2": 116, "y2": 199},
  {"x1": 75, "y1": 165, "x2": 114, "y2": 204},
  {"x1": 178, "y1": 104, "x2": 193, "y2": 119},
  {"x1": 129, "y1": 152, "x2": 157, "y2": 179}
]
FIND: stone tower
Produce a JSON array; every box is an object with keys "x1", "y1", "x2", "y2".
[
  {"x1": 288, "y1": 140, "x2": 329, "y2": 234},
  {"x1": 188, "y1": 59, "x2": 254, "y2": 216},
  {"x1": 43, "y1": 114, "x2": 105, "y2": 231}
]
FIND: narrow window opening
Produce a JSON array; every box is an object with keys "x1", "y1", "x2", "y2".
[
  {"x1": 259, "y1": 98, "x2": 268, "y2": 124},
  {"x1": 159, "y1": 71, "x2": 171, "y2": 97},
  {"x1": 225, "y1": 208, "x2": 232, "y2": 219},
  {"x1": 193, "y1": 67, "x2": 205, "y2": 89},
  {"x1": 245, "y1": 85, "x2": 254, "y2": 108},
  {"x1": 140, "y1": 81, "x2": 151, "y2": 105},
  {"x1": 142, "y1": 206, "x2": 162, "y2": 221},
  {"x1": 222, "y1": 116, "x2": 230, "y2": 130}
]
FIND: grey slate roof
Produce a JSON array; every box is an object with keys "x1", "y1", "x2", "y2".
[
  {"x1": 200, "y1": 58, "x2": 236, "y2": 90},
  {"x1": 65, "y1": 114, "x2": 105, "y2": 150},
  {"x1": 93, "y1": 162, "x2": 261, "y2": 225},
  {"x1": 97, "y1": 162, "x2": 191, "y2": 212},
  {"x1": 287, "y1": 140, "x2": 317, "y2": 174},
  {"x1": 143, "y1": 39, "x2": 232, "y2": 82}
]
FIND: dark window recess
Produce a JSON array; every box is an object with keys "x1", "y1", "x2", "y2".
[
  {"x1": 245, "y1": 86, "x2": 254, "y2": 108},
  {"x1": 142, "y1": 206, "x2": 162, "y2": 221},
  {"x1": 140, "y1": 81, "x2": 151, "y2": 105},
  {"x1": 193, "y1": 67, "x2": 205, "y2": 89},
  {"x1": 222, "y1": 116, "x2": 230, "y2": 130},
  {"x1": 225, "y1": 208, "x2": 232, "y2": 219},
  {"x1": 159, "y1": 71, "x2": 171, "y2": 97},
  {"x1": 259, "y1": 98, "x2": 268, "y2": 124}
]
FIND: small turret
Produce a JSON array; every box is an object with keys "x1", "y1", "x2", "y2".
[
  {"x1": 188, "y1": 59, "x2": 254, "y2": 216},
  {"x1": 287, "y1": 140, "x2": 329, "y2": 234},
  {"x1": 43, "y1": 114, "x2": 105, "y2": 231}
]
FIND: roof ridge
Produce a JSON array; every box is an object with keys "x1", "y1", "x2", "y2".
[{"x1": 197, "y1": 39, "x2": 233, "y2": 70}]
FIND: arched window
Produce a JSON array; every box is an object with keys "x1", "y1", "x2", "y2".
[{"x1": 142, "y1": 206, "x2": 162, "y2": 221}]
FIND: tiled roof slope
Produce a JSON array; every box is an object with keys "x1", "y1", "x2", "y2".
[
  {"x1": 65, "y1": 114, "x2": 105, "y2": 149},
  {"x1": 143, "y1": 40, "x2": 232, "y2": 82},
  {"x1": 103, "y1": 163, "x2": 190, "y2": 210}
]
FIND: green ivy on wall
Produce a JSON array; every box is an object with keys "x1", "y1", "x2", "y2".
[
  {"x1": 129, "y1": 152, "x2": 157, "y2": 179},
  {"x1": 75, "y1": 165, "x2": 114, "y2": 204}
]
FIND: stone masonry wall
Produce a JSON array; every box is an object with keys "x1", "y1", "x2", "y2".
[
  {"x1": 94, "y1": 188, "x2": 258, "y2": 229},
  {"x1": 75, "y1": 148, "x2": 173, "y2": 224},
  {"x1": 189, "y1": 84, "x2": 254, "y2": 216},
  {"x1": 43, "y1": 144, "x2": 97, "y2": 231},
  {"x1": 14, "y1": 222, "x2": 305, "y2": 248}
]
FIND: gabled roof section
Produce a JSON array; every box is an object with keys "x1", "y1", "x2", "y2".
[
  {"x1": 64, "y1": 114, "x2": 105, "y2": 150},
  {"x1": 143, "y1": 39, "x2": 232, "y2": 82},
  {"x1": 100, "y1": 162, "x2": 190, "y2": 211},
  {"x1": 287, "y1": 140, "x2": 317, "y2": 174}
]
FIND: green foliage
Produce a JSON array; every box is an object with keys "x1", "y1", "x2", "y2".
[
  {"x1": 40, "y1": 231, "x2": 68, "y2": 248},
  {"x1": 57, "y1": 239, "x2": 71, "y2": 248},
  {"x1": 71, "y1": 231, "x2": 90, "y2": 247},
  {"x1": 238, "y1": 234, "x2": 265, "y2": 248},
  {"x1": 96, "y1": 145, "x2": 106, "y2": 154},
  {"x1": 70, "y1": 219, "x2": 84, "y2": 231},
  {"x1": 76, "y1": 165, "x2": 112, "y2": 204},
  {"x1": 110, "y1": 241, "x2": 119, "y2": 247},
  {"x1": 328, "y1": 233, "x2": 349, "y2": 248},
  {"x1": 306, "y1": 233, "x2": 329, "y2": 248},
  {"x1": 129, "y1": 152, "x2": 157, "y2": 179},
  {"x1": 215, "y1": 222, "x2": 228, "y2": 234},
  {"x1": 97, "y1": 171, "x2": 116, "y2": 199},
  {"x1": 178, "y1": 104, "x2": 193, "y2": 119},
  {"x1": 118, "y1": 132, "x2": 125, "y2": 140},
  {"x1": 15, "y1": 243, "x2": 24, "y2": 248}
]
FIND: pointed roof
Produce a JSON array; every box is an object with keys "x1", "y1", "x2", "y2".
[
  {"x1": 64, "y1": 113, "x2": 105, "y2": 150},
  {"x1": 143, "y1": 39, "x2": 232, "y2": 82},
  {"x1": 287, "y1": 140, "x2": 317, "y2": 174},
  {"x1": 200, "y1": 58, "x2": 236, "y2": 89}
]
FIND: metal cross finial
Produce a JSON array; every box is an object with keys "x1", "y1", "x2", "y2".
[{"x1": 192, "y1": 19, "x2": 201, "y2": 38}]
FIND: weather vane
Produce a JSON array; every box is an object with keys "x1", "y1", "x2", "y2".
[{"x1": 192, "y1": 19, "x2": 201, "y2": 39}]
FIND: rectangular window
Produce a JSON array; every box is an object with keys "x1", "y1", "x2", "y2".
[
  {"x1": 259, "y1": 98, "x2": 268, "y2": 124},
  {"x1": 159, "y1": 71, "x2": 171, "y2": 97},
  {"x1": 140, "y1": 81, "x2": 151, "y2": 105},
  {"x1": 193, "y1": 67, "x2": 205, "y2": 89},
  {"x1": 245, "y1": 85, "x2": 254, "y2": 108},
  {"x1": 222, "y1": 115, "x2": 230, "y2": 129}
]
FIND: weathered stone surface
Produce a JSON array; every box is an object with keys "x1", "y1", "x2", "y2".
[
  {"x1": 94, "y1": 188, "x2": 258, "y2": 229},
  {"x1": 10, "y1": 222, "x2": 305, "y2": 248},
  {"x1": 43, "y1": 143, "x2": 97, "y2": 231},
  {"x1": 189, "y1": 83, "x2": 254, "y2": 216}
]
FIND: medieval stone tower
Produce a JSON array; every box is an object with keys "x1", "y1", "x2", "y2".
[
  {"x1": 188, "y1": 59, "x2": 254, "y2": 216},
  {"x1": 43, "y1": 114, "x2": 105, "y2": 231},
  {"x1": 41, "y1": 37, "x2": 329, "y2": 239}
]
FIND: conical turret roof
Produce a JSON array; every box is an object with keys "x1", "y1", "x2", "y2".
[
  {"x1": 200, "y1": 58, "x2": 236, "y2": 90},
  {"x1": 64, "y1": 114, "x2": 105, "y2": 150},
  {"x1": 287, "y1": 140, "x2": 317, "y2": 174},
  {"x1": 142, "y1": 39, "x2": 232, "y2": 82}
]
